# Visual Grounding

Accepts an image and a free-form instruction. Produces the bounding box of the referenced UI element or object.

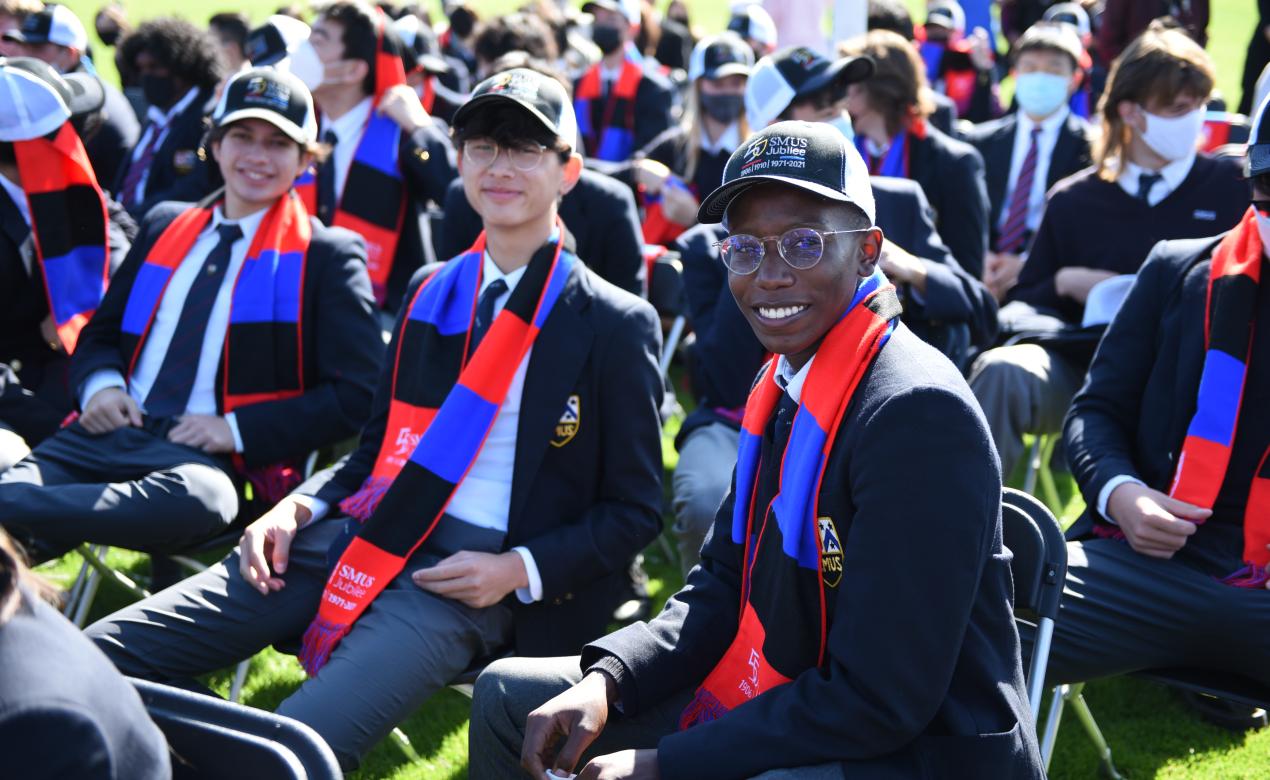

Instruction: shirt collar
[774,354,814,404]
[0,170,30,228]
[1021,105,1069,136]
[481,226,561,296]
[321,97,374,146]
[700,122,741,155]
[210,203,268,242]
[145,86,200,128]
[1118,151,1196,193]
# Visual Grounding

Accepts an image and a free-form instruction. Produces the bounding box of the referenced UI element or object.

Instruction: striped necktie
[996,126,1042,254]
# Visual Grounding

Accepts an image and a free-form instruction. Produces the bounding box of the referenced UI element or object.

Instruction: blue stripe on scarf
[354,112,403,178]
[408,250,482,333]
[854,133,907,178]
[42,246,105,323]
[732,430,763,544]
[410,383,500,482]
[230,249,305,324]
[295,168,315,188]
[574,96,595,139]
[596,127,635,163]
[773,413,829,570]
[1187,349,1245,446]
[919,41,944,84]
[121,263,175,335]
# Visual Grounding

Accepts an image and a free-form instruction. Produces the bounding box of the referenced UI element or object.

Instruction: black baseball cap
[1248,93,1270,178]
[3,4,89,50]
[688,32,754,82]
[454,68,578,151]
[394,14,450,76]
[698,120,876,224]
[746,47,875,128]
[211,68,317,145]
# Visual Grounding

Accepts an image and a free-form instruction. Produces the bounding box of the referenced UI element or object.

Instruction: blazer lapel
[986,118,1015,222]
[1047,115,1081,188]
[509,265,594,527]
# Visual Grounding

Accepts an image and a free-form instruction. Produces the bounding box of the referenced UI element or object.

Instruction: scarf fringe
[1218,563,1270,589]
[245,463,302,506]
[338,476,393,521]
[298,617,350,677]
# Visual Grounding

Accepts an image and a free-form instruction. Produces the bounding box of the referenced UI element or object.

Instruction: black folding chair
[130,677,342,780]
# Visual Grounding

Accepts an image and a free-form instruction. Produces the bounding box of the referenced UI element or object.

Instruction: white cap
[3,4,89,52]
[727,3,777,52]
[582,0,641,27]
[0,63,70,141]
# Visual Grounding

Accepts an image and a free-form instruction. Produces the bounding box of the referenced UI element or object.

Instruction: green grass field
[37,1,1270,777]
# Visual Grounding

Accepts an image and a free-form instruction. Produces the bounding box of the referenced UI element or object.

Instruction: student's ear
[559,152,583,197]
[857,227,883,277]
[344,58,370,86]
[1117,100,1145,133]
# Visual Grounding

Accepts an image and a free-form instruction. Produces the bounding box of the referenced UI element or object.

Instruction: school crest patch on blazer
[551,394,580,447]
[818,516,843,587]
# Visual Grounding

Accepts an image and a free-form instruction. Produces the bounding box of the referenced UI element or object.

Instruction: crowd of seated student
[0,0,1267,774]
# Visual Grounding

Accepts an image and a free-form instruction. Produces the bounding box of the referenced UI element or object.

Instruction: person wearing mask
[860,0,960,136]
[574,0,674,163]
[842,29,991,279]
[633,32,752,244]
[967,23,1093,301]
[969,22,1248,480]
[4,4,140,189]
[1042,2,1097,119]
[915,0,1000,123]
[114,17,224,219]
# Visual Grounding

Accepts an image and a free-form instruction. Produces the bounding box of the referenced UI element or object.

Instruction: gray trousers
[470,655,846,779]
[968,344,1085,478]
[0,419,238,559]
[670,422,738,577]
[87,513,513,770]
[1020,525,1270,687]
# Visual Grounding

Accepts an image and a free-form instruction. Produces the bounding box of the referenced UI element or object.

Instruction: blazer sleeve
[231,229,383,467]
[400,122,458,207]
[1063,243,1174,516]
[515,297,664,598]
[655,385,1003,779]
[937,143,990,280]
[576,172,645,295]
[634,76,675,152]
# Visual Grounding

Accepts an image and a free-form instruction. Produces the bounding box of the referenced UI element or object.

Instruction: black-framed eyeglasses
[713,227,872,274]
[462,138,551,172]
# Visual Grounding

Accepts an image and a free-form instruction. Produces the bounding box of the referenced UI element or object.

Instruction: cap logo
[789,48,818,69]
[488,70,539,101]
[244,76,290,112]
[740,133,807,173]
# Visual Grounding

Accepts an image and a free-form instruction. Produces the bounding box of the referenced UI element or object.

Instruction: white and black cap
[727,3,777,51]
[925,0,966,32]
[212,67,317,145]
[582,0,641,27]
[2,4,89,51]
[454,68,578,151]
[394,14,450,75]
[0,56,104,141]
[244,15,311,68]
[745,47,875,129]
[688,32,754,82]
[698,120,876,224]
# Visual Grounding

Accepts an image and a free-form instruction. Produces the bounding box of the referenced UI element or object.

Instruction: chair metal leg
[1023,436,1043,495]
[1027,618,1055,724]
[660,315,686,378]
[228,658,251,703]
[1068,684,1122,779]
[1039,684,1066,770]
[70,566,103,627]
[62,553,94,620]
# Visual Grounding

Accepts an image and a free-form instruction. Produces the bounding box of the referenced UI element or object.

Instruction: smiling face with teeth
[725,182,881,371]
[212,118,313,219]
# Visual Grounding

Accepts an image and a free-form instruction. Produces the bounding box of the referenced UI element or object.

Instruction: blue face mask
[826,110,855,142]
[1014,72,1070,119]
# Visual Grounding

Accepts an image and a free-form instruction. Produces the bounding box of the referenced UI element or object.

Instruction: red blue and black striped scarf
[299,225,577,675]
[1170,206,1270,587]
[14,123,109,353]
[120,191,311,500]
[853,118,925,179]
[574,50,643,162]
[679,269,902,728]
[296,9,408,306]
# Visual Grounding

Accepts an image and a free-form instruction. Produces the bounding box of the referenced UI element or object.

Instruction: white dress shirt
[0,170,30,228]
[295,250,547,602]
[774,354,814,404]
[80,206,269,452]
[999,107,1070,236]
[319,97,373,203]
[1116,152,1196,207]
[128,86,200,204]
[700,122,741,156]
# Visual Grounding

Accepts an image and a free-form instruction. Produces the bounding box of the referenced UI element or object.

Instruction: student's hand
[378,83,433,132]
[39,315,65,354]
[522,671,615,778]
[968,27,994,70]
[633,157,671,196]
[410,549,528,608]
[983,251,1024,301]
[81,387,142,434]
[1106,482,1209,559]
[1054,266,1116,304]
[661,184,699,227]
[879,242,928,295]
[578,749,660,780]
[237,497,311,594]
[167,414,235,453]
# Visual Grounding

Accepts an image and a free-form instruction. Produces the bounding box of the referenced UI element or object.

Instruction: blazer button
[414,148,430,162]
[564,592,574,601]
[552,597,563,606]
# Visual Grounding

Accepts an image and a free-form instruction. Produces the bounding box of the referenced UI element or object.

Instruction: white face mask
[825,110,855,142]
[1138,105,1206,162]
[286,40,326,92]
[1014,72,1070,119]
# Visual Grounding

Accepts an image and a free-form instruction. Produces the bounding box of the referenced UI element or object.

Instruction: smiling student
[87,68,664,772]
[0,67,381,562]
[470,121,1043,780]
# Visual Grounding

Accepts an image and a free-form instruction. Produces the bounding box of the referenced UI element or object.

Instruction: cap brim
[452,92,564,145]
[63,72,104,115]
[697,174,858,224]
[217,107,309,145]
[418,54,451,75]
[1246,144,1270,178]
[796,55,875,98]
[2,30,31,43]
[703,62,750,80]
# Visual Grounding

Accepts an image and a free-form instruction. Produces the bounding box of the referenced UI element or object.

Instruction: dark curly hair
[119,16,225,92]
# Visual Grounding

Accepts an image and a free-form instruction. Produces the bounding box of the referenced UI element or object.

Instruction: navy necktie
[144,223,243,418]
[1136,172,1163,204]
[317,129,338,224]
[468,278,508,358]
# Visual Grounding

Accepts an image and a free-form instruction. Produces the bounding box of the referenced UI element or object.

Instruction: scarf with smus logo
[679,268,901,729]
[299,225,576,675]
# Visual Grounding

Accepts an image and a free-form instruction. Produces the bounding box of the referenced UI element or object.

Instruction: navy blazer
[1064,235,1270,535]
[908,124,991,279]
[964,110,1093,249]
[113,87,218,219]
[586,326,1042,779]
[437,169,645,295]
[81,78,142,191]
[69,199,383,470]
[0,585,170,779]
[300,253,665,656]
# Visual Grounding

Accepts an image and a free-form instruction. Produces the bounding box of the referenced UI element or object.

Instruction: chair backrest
[1001,488,1067,622]
[130,678,342,780]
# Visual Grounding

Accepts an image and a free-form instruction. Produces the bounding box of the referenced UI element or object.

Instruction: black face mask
[449,9,475,39]
[141,74,176,108]
[97,27,121,47]
[699,93,744,124]
[592,24,623,55]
